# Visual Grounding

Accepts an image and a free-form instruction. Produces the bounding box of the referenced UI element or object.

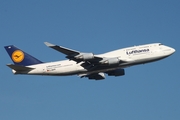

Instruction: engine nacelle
[107,69,125,76]
[75,53,94,61]
[100,57,120,66]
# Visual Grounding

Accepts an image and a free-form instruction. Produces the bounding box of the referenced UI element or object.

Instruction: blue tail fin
[4,45,43,66]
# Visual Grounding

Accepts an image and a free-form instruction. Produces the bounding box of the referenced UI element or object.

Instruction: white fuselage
[13,43,175,76]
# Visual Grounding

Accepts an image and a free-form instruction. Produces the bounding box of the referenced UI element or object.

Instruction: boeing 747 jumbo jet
[4,42,175,80]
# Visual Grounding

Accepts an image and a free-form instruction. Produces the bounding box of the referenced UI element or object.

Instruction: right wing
[78,72,105,80]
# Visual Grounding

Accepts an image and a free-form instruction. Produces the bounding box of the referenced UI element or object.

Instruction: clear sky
[0,0,180,120]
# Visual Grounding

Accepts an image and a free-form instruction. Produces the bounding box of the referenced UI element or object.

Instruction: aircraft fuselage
[13,43,175,76]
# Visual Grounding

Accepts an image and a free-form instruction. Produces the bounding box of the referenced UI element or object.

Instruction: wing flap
[7,64,34,71]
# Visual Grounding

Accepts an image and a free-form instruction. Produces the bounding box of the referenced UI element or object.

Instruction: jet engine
[100,57,120,66]
[107,69,125,76]
[74,53,94,61]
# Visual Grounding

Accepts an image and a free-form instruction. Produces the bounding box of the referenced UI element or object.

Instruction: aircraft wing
[44,42,103,63]
[78,72,105,80]
[44,42,80,56]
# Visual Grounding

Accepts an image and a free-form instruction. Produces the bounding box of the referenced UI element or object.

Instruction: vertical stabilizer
[4,45,43,66]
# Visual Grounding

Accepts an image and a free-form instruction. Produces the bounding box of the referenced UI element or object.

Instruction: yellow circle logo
[12,50,24,63]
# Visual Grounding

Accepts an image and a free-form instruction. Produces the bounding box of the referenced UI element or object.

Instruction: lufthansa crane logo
[12,50,24,63]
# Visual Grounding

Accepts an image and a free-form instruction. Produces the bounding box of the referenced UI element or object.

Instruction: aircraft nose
[164,46,175,56]
[172,48,176,53]
[169,47,176,55]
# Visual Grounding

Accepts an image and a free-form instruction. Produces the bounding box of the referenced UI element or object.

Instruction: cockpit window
[159,43,163,46]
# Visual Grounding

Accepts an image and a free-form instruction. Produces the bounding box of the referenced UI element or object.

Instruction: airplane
[4,42,175,80]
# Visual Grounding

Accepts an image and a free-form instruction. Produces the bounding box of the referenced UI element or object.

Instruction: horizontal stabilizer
[7,64,34,71]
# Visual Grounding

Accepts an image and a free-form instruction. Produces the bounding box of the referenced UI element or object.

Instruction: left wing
[44,42,80,56]
[44,42,103,63]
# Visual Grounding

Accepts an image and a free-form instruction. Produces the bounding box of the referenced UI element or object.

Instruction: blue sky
[0,0,180,120]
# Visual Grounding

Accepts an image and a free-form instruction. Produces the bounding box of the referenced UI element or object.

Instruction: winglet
[44,42,55,47]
